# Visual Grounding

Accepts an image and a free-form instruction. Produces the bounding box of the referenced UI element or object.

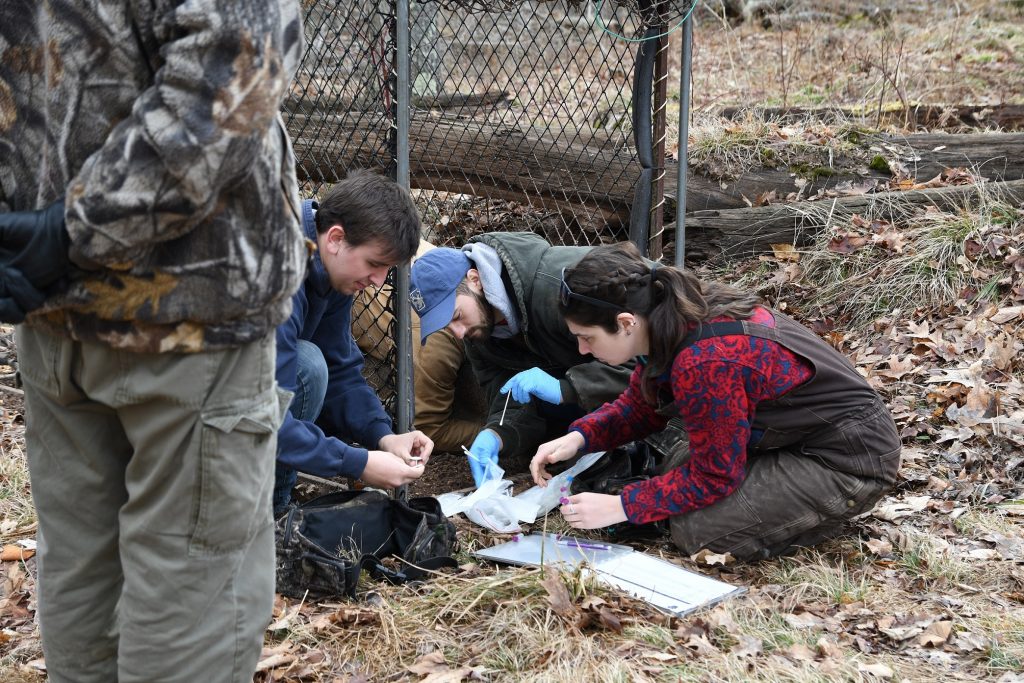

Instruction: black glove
[0,265,45,323]
[0,199,71,289]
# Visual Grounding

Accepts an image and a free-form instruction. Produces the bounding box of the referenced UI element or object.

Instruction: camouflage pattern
[0,0,307,352]
[275,490,458,599]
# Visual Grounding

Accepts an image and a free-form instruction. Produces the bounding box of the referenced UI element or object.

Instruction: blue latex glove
[466,429,501,487]
[500,367,562,405]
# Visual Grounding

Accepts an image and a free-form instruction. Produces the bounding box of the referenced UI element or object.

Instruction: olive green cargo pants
[17,326,288,683]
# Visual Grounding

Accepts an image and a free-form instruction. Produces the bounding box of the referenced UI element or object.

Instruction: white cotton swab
[499,390,511,426]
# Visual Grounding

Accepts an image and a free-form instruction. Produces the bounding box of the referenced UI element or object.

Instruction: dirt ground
[2,2,1023,681]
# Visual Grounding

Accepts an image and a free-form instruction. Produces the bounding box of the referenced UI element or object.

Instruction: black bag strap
[675,321,747,355]
[360,553,459,585]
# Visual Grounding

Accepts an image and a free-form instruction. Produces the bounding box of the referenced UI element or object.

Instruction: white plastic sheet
[437,451,606,533]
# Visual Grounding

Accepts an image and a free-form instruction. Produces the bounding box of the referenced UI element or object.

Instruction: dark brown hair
[315,169,420,262]
[560,241,761,402]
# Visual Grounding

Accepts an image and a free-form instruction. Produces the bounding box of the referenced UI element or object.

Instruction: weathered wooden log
[287,112,857,224]
[693,132,1024,211]
[675,179,1024,261]
[287,110,1024,230]
[720,104,1024,131]
[870,132,1024,182]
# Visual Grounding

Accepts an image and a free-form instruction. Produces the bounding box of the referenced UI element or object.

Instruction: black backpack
[569,441,661,497]
[275,489,458,599]
[569,441,671,542]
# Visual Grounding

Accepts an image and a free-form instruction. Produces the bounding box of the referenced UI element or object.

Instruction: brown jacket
[351,241,485,451]
[412,329,485,452]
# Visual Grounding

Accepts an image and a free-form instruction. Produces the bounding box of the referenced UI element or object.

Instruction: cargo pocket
[189,386,285,556]
[15,326,65,395]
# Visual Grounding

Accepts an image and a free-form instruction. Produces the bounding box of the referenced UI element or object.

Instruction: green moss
[869,155,890,173]
[965,52,997,64]
[790,162,835,179]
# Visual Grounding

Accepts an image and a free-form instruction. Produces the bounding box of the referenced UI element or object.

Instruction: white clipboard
[474,533,744,617]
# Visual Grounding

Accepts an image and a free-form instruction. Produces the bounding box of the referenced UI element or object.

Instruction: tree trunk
[674,179,1024,261]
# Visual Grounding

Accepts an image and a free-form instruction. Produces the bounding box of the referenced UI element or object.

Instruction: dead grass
[726,182,1024,327]
[687,1,1024,117]
[685,111,868,180]
[3,3,1024,682]
[0,396,34,542]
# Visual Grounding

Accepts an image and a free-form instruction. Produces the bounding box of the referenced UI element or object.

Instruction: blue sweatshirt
[275,200,393,478]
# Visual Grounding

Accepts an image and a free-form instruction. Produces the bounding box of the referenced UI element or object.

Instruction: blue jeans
[273,340,329,516]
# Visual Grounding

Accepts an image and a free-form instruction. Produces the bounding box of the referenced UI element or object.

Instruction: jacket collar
[302,199,332,297]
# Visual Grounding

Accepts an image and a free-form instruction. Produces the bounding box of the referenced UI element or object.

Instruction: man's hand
[530,431,585,486]
[500,367,562,405]
[559,492,628,529]
[360,450,426,488]
[0,200,71,288]
[0,266,45,323]
[466,429,501,487]
[379,431,434,465]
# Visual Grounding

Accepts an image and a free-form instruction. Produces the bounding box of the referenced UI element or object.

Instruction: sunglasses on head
[559,267,628,311]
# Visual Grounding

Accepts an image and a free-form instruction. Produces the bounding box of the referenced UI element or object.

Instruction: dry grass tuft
[686,111,866,180]
[780,184,1022,325]
[0,411,35,541]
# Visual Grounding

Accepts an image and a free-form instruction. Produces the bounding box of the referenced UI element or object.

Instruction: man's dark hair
[314,169,420,262]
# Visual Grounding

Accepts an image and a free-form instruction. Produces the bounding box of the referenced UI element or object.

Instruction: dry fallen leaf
[872,496,931,521]
[770,243,801,262]
[598,607,623,633]
[864,538,893,556]
[0,545,35,562]
[782,643,816,661]
[540,574,576,618]
[828,233,869,254]
[690,549,735,566]
[255,653,296,673]
[422,667,480,683]
[989,306,1023,324]
[858,662,894,679]
[731,635,763,658]
[408,651,449,676]
[918,620,953,647]
[784,612,825,630]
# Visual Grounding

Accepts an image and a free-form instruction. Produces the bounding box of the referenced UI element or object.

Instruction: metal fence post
[674,11,692,269]
[395,0,414,436]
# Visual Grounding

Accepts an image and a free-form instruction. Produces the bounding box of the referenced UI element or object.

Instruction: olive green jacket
[466,232,635,459]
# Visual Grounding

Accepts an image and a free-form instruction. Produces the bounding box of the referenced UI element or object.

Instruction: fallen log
[870,132,1024,182]
[288,111,865,224]
[287,110,1024,232]
[720,104,1024,131]
[675,179,1024,261]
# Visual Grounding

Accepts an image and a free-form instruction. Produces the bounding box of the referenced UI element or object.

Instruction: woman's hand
[530,431,585,486]
[559,492,628,529]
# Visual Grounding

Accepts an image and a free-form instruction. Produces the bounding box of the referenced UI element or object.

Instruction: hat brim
[417,289,458,345]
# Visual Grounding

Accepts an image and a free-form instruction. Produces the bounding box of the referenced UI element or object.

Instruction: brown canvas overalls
[661,312,901,559]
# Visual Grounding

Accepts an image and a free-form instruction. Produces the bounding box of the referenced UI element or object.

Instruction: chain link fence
[284,0,692,414]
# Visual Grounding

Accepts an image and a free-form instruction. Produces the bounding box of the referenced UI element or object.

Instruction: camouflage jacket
[0,0,307,352]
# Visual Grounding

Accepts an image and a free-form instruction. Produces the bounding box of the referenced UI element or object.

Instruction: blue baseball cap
[409,247,472,344]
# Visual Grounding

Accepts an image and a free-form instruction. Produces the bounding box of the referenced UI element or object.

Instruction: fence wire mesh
[284,0,693,416]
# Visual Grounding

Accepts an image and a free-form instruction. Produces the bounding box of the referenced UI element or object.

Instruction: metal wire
[284,0,674,417]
